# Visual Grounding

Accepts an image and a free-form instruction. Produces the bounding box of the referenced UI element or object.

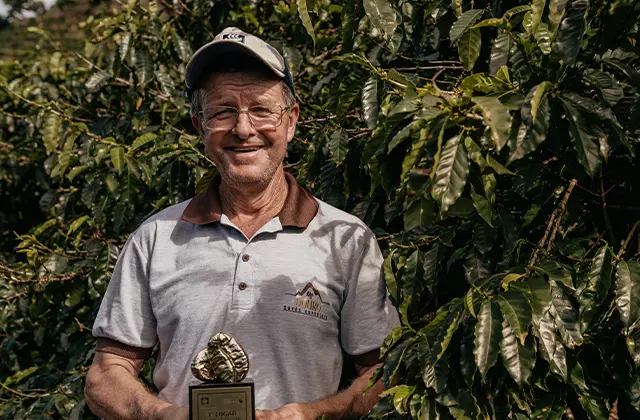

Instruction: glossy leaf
[297,0,316,42]
[535,23,552,54]
[578,247,612,330]
[560,97,602,177]
[577,392,609,420]
[431,135,469,214]
[474,299,502,379]
[549,283,583,348]
[471,96,511,151]
[422,243,441,295]
[449,9,485,42]
[500,323,536,385]
[530,0,546,33]
[400,128,428,181]
[337,73,365,119]
[509,83,551,163]
[328,128,349,164]
[363,0,398,40]
[42,113,62,154]
[86,71,111,92]
[119,32,132,62]
[510,276,551,326]
[362,77,379,130]
[497,291,533,345]
[458,28,482,71]
[110,146,126,175]
[383,250,398,303]
[615,261,640,330]
[555,0,587,64]
[548,0,569,35]
[583,70,624,106]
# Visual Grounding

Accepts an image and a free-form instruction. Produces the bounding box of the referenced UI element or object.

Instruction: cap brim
[185,40,285,89]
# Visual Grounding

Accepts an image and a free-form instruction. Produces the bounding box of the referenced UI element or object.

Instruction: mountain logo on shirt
[283,281,329,321]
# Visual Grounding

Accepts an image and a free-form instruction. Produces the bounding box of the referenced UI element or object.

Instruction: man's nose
[232,112,256,139]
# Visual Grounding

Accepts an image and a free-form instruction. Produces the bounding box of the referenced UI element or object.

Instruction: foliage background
[1,0,639,418]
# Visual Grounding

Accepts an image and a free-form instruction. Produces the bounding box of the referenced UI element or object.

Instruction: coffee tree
[1,0,639,418]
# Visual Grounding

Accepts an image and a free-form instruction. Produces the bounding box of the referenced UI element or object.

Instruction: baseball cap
[185,27,296,97]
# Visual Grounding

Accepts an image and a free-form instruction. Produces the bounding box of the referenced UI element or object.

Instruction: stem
[600,167,616,245]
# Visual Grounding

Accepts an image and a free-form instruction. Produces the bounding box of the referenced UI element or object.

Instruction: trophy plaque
[189,333,255,420]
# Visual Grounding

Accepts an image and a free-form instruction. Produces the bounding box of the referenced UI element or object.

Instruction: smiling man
[84,27,399,420]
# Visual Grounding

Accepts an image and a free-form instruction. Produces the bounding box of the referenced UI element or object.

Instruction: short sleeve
[92,233,157,351]
[340,230,400,356]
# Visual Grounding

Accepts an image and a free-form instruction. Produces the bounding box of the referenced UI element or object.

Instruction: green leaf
[422,243,441,294]
[505,5,532,17]
[560,97,601,177]
[473,218,496,255]
[460,322,477,387]
[535,23,552,54]
[328,129,349,165]
[129,133,158,153]
[362,77,379,130]
[578,246,612,330]
[2,366,39,387]
[496,291,533,345]
[549,283,583,348]
[119,32,133,62]
[474,299,502,379]
[490,32,513,76]
[136,50,154,86]
[172,35,192,62]
[530,0,546,33]
[400,129,428,182]
[431,135,469,214]
[555,0,587,65]
[67,215,91,236]
[110,147,126,175]
[548,0,569,35]
[615,261,640,330]
[471,189,492,226]
[500,324,536,385]
[472,18,507,29]
[363,0,398,41]
[420,339,448,392]
[471,96,511,152]
[508,83,551,163]
[86,71,111,92]
[463,247,490,284]
[458,28,482,71]
[388,120,417,153]
[577,392,609,420]
[486,155,515,175]
[42,113,62,154]
[384,250,398,303]
[67,165,88,182]
[297,0,316,42]
[155,70,175,95]
[449,9,485,42]
[337,73,365,119]
[510,276,551,326]
[583,70,623,106]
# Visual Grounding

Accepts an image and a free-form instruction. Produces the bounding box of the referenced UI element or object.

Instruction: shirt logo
[283,282,329,321]
[222,33,246,43]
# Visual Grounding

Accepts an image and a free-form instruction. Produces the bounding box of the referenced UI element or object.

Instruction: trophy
[189,333,255,420]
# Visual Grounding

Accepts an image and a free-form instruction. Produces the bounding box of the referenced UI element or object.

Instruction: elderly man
[84,27,398,420]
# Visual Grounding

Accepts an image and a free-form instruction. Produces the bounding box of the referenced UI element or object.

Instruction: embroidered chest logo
[222,33,246,43]
[283,282,329,321]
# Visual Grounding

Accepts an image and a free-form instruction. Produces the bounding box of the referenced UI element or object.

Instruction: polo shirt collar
[181,172,319,228]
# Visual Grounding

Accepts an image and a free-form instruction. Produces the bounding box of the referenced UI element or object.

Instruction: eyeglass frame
[197,104,292,132]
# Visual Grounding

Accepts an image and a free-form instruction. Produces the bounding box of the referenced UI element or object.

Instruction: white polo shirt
[92,173,399,409]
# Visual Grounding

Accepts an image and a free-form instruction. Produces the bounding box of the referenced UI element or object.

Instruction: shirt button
[238,282,248,291]
[242,254,250,262]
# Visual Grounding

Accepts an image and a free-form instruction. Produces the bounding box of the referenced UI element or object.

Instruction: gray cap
[185,27,293,92]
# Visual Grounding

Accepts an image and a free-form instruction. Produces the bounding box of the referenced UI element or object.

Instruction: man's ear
[286,103,300,144]
[191,115,203,136]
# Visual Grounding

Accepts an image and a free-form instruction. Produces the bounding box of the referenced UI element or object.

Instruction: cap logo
[222,33,246,43]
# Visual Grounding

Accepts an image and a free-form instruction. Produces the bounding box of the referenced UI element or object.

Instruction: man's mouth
[226,146,263,153]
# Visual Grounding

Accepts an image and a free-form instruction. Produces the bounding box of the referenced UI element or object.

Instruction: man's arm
[255,351,387,420]
[84,351,188,420]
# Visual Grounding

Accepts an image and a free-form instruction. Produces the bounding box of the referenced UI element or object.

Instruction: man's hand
[255,403,318,420]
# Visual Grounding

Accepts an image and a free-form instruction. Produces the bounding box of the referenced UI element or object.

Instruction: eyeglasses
[199,105,291,131]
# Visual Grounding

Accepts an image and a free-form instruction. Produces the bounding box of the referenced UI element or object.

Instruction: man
[84,27,399,420]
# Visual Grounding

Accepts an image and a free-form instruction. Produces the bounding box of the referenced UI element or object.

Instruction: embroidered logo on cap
[222,33,246,43]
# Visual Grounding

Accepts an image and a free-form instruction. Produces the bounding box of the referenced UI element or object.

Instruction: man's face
[192,72,299,187]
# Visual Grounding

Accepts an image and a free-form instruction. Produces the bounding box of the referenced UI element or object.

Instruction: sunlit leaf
[560,96,602,177]
[490,32,513,75]
[535,23,552,54]
[363,0,398,41]
[474,299,502,379]
[42,113,62,154]
[458,28,482,71]
[497,291,533,345]
[328,128,349,165]
[471,96,511,151]
[431,135,469,214]
[549,283,583,348]
[449,9,484,42]
[362,77,379,130]
[110,146,126,175]
[297,0,316,42]
[500,324,536,386]
[615,261,640,331]
[508,83,551,163]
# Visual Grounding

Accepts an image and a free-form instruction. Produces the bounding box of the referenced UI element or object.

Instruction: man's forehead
[200,72,285,102]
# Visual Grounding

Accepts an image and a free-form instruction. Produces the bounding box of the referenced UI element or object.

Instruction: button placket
[232,245,254,310]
